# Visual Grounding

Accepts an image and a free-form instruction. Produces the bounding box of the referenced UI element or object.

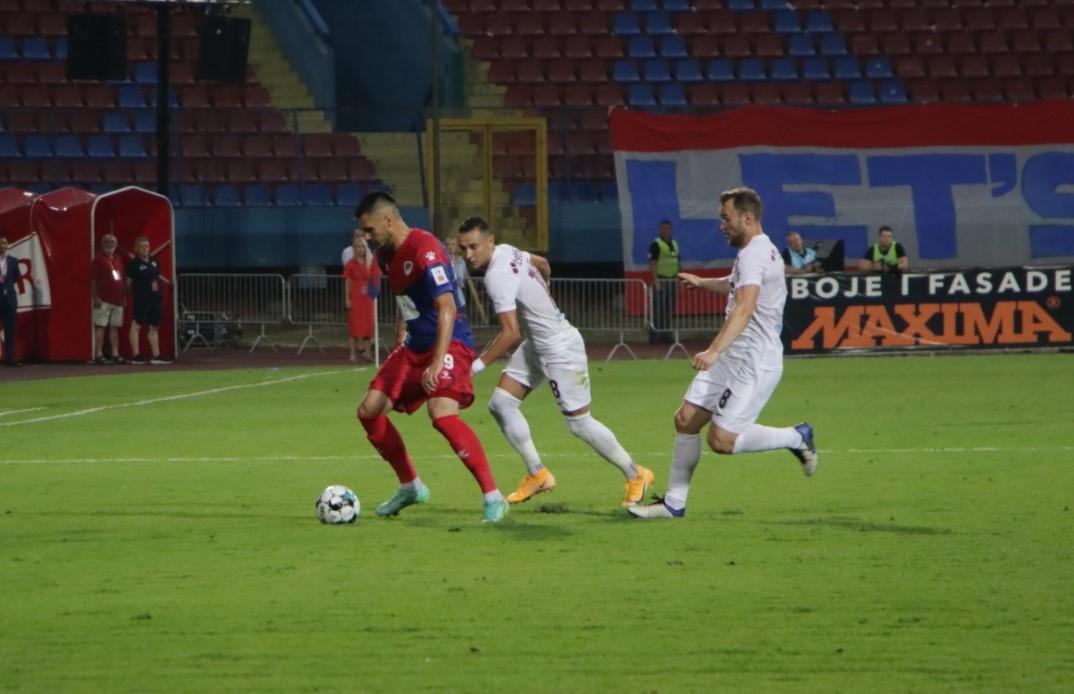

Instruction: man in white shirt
[457,217,655,507]
[629,187,818,519]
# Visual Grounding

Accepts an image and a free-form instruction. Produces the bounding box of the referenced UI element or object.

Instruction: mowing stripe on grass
[1,445,1072,465]
[0,370,350,428]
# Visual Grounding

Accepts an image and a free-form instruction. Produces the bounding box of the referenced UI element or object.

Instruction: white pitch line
[1,446,1073,465]
[0,407,46,418]
[0,370,349,428]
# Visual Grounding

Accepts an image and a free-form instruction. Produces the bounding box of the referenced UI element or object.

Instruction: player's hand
[692,349,719,371]
[678,272,703,289]
[422,358,444,393]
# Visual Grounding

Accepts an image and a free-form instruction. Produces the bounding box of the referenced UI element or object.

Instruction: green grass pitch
[2,353,1073,692]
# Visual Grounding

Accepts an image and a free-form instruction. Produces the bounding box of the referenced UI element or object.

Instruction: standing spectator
[860,225,908,274]
[126,236,171,365]
[91,233,127,364]
[0,235,20,366]
[443,236,468,309]
[648,219,680,344]
[782,231,822,274]
[343,235,381,362]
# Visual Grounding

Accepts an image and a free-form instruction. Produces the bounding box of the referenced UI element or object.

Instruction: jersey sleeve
[415,237,455,300]
[484,262,521,314]
[735,246,766,288]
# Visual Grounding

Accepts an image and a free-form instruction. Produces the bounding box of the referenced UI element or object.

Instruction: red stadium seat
[833,11,865,34]
[532,36,561,59]
[1002,78,1034,102]
[224,158,256,183]
[593,36,623,58]
[940,80,973,103]
[706,11,736,34]
[255,111,288,133]
[547,59,576,82]
[971,78,1004,102]
[256,158,293,183]
[907,79,941,103]
[687,83,720,105]
[926,56,958,79]
[499,37,528,59]
[911,32,944,55]
[1044,31,1074,54]
[945,32,976,55]
[171,13,198,38]
[331,134,361,157]
[964,9,996,31]
[504,84,533,108]
[932,9,963,32]
[1023,54,1054,77]
[563,35,594,58]
[5,111,44,133]
[7,160,43,183]
[513,12,545,36]
[690,36,720,58]
[180,135,211,158]
[178,85,210,108]
[170,62,195,84]
[719,84,750,107]
[102,160,135,184]
[814,81,845,104]
[750,83,782,105]
[532,84,562,107]
[271,133,299,158]
[488,61,516,84]
[577,59,607,82]
[242,135,273,157]
[472,37,498,61]
[515,60,544,83]
[37,13,67,37]
[52,85,83,108]
[881,33,912,56]
[958,55,990,78]
[780,82,814,105]
[210,86,244,109]
[997,8,1029,30]
[578,108,606,130]
[63,110,98,133]
[577,10,609,33]
[850,34,881,57]
[300,133,334,158]
[349,158,377,181]
[1038,77,1071,100]
[977,31,1009,54]
[211,136,242,157]
[315,159,348,182]
[674,12,706,35]
[895,56,926,79]
[991,54,1022,78]
[20,86,51,108]
[68,160,104,184]
[868,10,898,33]
[593,83,624,106]
[754,35,783,58]
[738,11,770,35]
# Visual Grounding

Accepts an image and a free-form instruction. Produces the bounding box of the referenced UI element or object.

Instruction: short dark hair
[719,187,763,221]
[879,225,894,234]
[659,219,672,227]
[354,191,398,221]
[458,216,490,235]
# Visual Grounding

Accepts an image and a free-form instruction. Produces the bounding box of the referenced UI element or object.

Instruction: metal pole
[155,5,171,197]
[430,0,441,237]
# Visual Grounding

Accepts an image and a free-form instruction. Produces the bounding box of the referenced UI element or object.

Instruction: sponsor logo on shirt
[431,266,449,286]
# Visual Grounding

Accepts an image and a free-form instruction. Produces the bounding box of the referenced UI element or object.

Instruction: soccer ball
[315,485,360,524]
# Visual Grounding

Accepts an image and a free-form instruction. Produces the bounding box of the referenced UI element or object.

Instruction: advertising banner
[611,102,1074,276]
[784,267,1074,354]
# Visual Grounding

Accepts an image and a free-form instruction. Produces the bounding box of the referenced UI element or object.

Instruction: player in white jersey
[629,187,818,519]
[456,217,655,506]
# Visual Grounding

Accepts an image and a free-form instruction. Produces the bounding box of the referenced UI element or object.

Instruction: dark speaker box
[196,15,251,82]
[66,14,127,81]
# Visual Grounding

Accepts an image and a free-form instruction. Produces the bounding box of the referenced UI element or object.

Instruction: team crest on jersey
[425,251,437,262]
[431,265,449,286]
[403,261,413,276]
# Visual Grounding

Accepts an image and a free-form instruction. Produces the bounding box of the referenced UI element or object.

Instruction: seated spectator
[782,231,822,274]
[859,225,908,274]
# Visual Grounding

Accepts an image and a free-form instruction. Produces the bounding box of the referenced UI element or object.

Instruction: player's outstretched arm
[679,272,730,296]
[473,309,522,374]
[692,284,759,371]
[422,292,457,393]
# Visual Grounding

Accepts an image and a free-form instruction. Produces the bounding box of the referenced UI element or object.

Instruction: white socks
[488,388,544,474]
[565,412,638,478]
[731,424,802,454]
[664,433,701,510]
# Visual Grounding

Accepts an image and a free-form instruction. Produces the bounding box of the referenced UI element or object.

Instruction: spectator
[0,235,20,366]
[782,231,822,274]
[648,219,680,344]
[343,235,381,362]
[91,234,127,364]
[443,236,468,309]
[859,225,908,274]
[126,236,171,365]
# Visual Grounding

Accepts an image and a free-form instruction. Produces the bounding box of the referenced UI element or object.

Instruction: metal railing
[653,278,727,360]
[176,273,286,353]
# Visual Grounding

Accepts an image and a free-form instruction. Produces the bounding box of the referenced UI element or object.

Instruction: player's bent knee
[488,388,521,420]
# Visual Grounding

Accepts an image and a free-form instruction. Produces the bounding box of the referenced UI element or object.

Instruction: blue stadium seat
[88,183,113,195]
[302,183,334,206]
[86,135,116,158]
[0,39,17,60]
[772,10,801,34]
[865,57,894,80]
[133,110,156,133]
[118,85,147,109]
[631,0,657,10]
[243,185,272,206]
[512,182,537,207]
[612,60,641,82]
[658,83,687,106]
[23,135,52,157]
[102,112,132,134]
[212,185,242,207]
[833,56,861,79]
[147,88,179,108]
[54,135,84,158]
[118,135,148,158]
[335,184,363,206]
[878,81,908,105]
[21,38,51,60]
[805,11,835,34]
[788,35,814,57]
[761,0,791,8]
[0,134,20,157]
[180,185,207,207]
[727,0,755,9]
[848,81,877,105]
[802,57,831,80]
[769,57,798,81]
[274,184,302,207]
[53,38,67,60]
[705,59,735,82]
[612,13,641,36]
[819,34,848,57]
[628,36,656,58]
[737,58,767,81]
[595,180,618,202]
[133,62,158,84]
[674,59,704,83]
[644,12,674,35]
[662,0,690,10]
[628,84,656,107]
[642,59,672,82]
[659,35,687,58]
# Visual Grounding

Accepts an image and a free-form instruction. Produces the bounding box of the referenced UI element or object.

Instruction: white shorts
[502,328,591,413]
[93,302,124,328]
[683,358,782,434]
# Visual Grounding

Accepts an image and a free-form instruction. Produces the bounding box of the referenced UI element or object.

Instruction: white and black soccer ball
[315,485,360,524]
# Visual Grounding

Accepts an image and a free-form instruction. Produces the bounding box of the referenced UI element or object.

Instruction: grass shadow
[770,516,952,536]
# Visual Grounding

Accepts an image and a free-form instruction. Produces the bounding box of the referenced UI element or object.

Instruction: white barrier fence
[177,273,717,360]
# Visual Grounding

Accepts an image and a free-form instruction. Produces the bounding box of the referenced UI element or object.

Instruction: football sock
[402,477,423,492]
[665,433,702,510]
[432,415,499,494]
[483,490,505,503]
[731,424,803,454]
[565,412,638,478]
[488,387,544,475]
[359,414,417,484]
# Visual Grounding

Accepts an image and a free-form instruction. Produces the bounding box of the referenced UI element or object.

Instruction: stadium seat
[212,136,242,157]
[738,58,767,81]
[787,35,814,57]
[805,11,834,33]
[0,39,18,61]
[814,81,845,104]
[593,83,624,106]
[133,62,158,84]
[772,10,801,34]
[833,56,861,79]
[63,111,99,134]
[819,34,848,56]
[102,112,131,134]
[642,59,671,82]
[674,59,703,83]
[612,60,640,82]
[674,12,706,35]
[927,56,958,79]
[271,134,299,158]
[315,159,348,182]
[877,80,909,104]
[644,12,673,35]
[21,38,51,60]
[118,85,147,109]
[781,82,814,104]
[243,184,272,206]
[85,135,116,158]
[612,12,640,35]
[118,135,148,158]
[705,59,735,82]
[659,35,687,58]
[971,78,1004,102]
[23,134,52,157]
[302,183,334,206]
[802,57,831,80]
[687,83,720,105]
[53,134,83,158]
[865,57,894,80]
[212,185,242,207]
[770,58,798,81]
[628,36,655,58]
[959,56,990,79]
[547,60,576,82]
[719,84,750,106]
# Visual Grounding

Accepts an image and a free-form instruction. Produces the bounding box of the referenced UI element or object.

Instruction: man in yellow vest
[648,219,680,344]
[859,225,908,274]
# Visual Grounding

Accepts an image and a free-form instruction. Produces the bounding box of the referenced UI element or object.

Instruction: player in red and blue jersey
[354,192,508,523]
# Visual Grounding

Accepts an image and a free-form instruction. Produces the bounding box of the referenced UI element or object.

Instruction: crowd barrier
[176,273,286,353]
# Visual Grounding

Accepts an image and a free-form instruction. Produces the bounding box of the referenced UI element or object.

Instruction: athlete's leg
[488,374,542,474]
[427,396,501,498]
[358,388,419,485]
